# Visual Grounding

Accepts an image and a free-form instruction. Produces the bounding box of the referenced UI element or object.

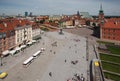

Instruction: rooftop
[103,20,120,29]
[0,18,32,32]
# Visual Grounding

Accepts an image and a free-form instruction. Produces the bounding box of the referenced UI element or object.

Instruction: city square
[1,31,87,81]
[0,0,120,81]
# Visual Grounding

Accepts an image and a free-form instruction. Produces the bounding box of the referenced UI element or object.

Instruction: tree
[92,22,96,27]
[40,19,45,24]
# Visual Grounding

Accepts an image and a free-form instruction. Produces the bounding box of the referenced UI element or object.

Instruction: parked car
[0,72,8,79]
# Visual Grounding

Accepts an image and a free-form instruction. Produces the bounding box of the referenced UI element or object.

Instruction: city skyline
[0,0,120,16]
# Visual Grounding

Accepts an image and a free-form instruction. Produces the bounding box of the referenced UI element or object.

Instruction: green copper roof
[99,4,104,14]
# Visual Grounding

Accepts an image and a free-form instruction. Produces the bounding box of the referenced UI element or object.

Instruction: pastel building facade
[0,18,32,56]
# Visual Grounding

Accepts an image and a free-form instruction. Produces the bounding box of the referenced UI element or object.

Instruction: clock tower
[99,4,104,24]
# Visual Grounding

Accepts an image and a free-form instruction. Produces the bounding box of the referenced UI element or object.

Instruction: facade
[99,5,120,42]
[61,18,73,27]
[100,20,120,42]
[32,23,41,40]
[0,32,10,56]
[0,19,16,56]
[79,18,86,26]
[49,15,61,21]
[60,14,91,27]
[0,18,32,56]
[15,25,32,46]
[14,19,32,45]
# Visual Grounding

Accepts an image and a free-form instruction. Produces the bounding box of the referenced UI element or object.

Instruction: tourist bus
[23,56,34,67]
[33,50,42,58]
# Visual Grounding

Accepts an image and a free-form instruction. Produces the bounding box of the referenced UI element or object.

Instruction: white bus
[23,56,34,67]
[33,50,42,58]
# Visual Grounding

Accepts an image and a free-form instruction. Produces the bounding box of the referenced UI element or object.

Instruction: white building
[32,24,41,40]
[15,25,32,45]
[49,15,61,21]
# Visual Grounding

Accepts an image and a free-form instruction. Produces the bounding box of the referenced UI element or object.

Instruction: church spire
[100,4,102,11]
[99,4,104,14]
[98,4,104,25]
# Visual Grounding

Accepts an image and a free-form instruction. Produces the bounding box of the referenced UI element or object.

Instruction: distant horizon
[0,0,120,16]
[1,12,120,17]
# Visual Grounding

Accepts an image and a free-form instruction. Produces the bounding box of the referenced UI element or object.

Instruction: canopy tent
[33,35,41,40]
[20,45,26,49]
[2,50,9,56]
[9,50,16,55]
[15,47,21,51]
[27,42,32,45]
[32,40,37,43]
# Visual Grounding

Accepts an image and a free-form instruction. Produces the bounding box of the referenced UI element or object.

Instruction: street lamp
[0,55,3,66]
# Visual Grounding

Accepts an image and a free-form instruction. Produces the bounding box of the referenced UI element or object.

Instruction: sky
[0,0,120,16]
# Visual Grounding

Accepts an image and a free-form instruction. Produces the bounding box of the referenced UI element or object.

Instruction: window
[3,33,6,37]
[108,32,110,36]
[104,36,106,38]
[104,32,106,36]
[113,29,115,32]
[0,34,2,39]
[0,41,2,46]
[10,31,14,36]
[3,37,6,40]
[21,37,22,41]
[104,29,105,31]
[4,41,6,45]
[17,34,19,37]
[108,36,110,39]
[17,38,19,42]
[113,37,115,39]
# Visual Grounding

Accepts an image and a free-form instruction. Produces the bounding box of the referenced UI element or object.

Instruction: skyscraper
[25,12,28,17]
[29,12,32,17]
[77,11,80,16]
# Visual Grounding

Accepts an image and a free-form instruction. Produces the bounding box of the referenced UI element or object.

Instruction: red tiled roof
[103,21,120,29]
[60,17,71,22]
[0,18,32,33]
[32,22,40,30]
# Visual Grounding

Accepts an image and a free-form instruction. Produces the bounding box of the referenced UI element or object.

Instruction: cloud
[0,0,120,15]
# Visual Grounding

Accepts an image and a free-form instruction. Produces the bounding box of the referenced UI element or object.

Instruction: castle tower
[98,4,104,24]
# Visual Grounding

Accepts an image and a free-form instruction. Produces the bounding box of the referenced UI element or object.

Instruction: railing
[93,45,105,81]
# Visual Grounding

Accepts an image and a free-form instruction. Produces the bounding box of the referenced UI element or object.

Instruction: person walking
[65,59,67,62]
[49,72,52,77]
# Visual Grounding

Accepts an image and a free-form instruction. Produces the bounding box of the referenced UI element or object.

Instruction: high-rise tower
[25,12,28,17]
[77,11,80,16]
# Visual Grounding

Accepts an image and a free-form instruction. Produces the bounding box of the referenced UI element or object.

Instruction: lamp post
[0,55,3,66]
